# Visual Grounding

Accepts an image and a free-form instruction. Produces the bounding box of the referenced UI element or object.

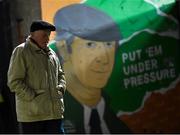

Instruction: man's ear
[56,40,70,62]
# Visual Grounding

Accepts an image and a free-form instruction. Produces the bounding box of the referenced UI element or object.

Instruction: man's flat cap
[30,20,56,32]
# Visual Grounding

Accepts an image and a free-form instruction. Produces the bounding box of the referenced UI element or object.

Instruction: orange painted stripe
[41,0,81,40]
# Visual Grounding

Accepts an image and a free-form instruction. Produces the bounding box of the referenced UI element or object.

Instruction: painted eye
[104,42,114,48]
[86,42,96,48]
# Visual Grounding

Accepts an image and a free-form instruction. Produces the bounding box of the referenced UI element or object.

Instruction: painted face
[32,30,51,49]
[70,37,116,88]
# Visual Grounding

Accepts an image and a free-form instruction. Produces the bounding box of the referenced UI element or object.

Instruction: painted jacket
[7,37,66,122]
[63,91,131,134]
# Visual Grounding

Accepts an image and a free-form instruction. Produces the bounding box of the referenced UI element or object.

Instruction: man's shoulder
[16,42,25,48]
[13,42,26,53]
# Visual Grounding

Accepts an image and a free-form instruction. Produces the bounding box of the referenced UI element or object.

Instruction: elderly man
[7,20,66,134]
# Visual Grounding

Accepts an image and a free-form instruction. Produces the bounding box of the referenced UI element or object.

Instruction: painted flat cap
[54,4,121,41]
[30,20,56,32]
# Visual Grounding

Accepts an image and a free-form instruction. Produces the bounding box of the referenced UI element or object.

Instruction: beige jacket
[7,37,66,122]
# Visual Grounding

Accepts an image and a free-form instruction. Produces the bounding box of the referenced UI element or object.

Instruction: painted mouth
[91,69,109,74]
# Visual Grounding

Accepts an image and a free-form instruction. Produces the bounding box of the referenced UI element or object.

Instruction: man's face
[32,30,51,49]
[70,37,116,88]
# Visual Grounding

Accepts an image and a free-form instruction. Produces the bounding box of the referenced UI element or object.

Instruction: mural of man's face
[70,37,116,88]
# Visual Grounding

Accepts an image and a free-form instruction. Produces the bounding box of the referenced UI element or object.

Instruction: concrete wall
[8,0,41,46]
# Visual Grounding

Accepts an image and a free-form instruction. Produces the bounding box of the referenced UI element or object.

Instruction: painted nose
[95,45,109,65]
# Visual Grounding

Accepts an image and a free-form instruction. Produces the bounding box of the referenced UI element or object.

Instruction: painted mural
[41,0,180,133]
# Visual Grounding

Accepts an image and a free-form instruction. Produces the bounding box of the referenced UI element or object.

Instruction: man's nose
[46,36,50,42]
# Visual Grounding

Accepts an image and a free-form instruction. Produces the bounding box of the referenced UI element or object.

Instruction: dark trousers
[19,119,64,134]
